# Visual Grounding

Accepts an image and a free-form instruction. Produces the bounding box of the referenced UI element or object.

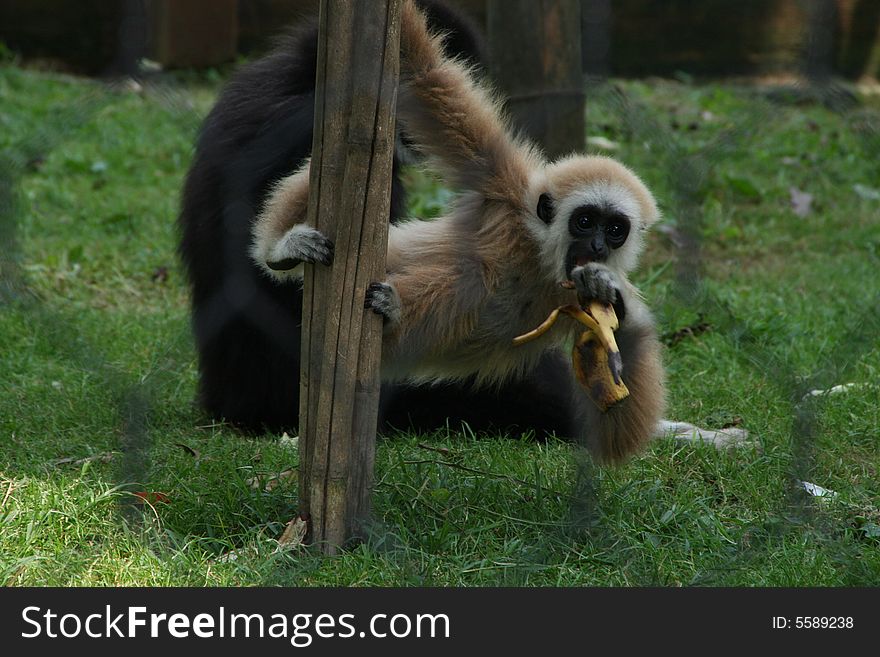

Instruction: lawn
[1,61,878,586]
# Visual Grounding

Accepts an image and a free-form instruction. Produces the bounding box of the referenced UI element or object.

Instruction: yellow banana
[512,300,629,411]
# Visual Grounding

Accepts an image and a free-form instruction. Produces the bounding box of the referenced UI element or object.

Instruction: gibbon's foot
[266,225,334,271]
[364,282,401,325]
[571,263,626,320]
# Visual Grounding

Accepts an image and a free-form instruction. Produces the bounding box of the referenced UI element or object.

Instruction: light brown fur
[541,156,659,222]
[251,0,667,463]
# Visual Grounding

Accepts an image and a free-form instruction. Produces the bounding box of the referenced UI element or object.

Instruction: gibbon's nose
[590,236,608,260]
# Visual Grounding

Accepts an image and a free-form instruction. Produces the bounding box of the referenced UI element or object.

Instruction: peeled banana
[512,300,629,411]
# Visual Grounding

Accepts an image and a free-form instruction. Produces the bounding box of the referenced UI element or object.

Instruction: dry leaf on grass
[586,135,620,151]
[215,547,254,563]
[278,432,299,449]
[276,515,308,552]
[789,186,813,217]
[246,468,298,492]
[804,382,869,398]
[175,442,200,459]
[132,491,170,505]
[798,480,837,499]
[853,184,880,201]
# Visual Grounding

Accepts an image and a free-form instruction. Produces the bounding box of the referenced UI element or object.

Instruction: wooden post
[487,0,585,158]
[299,0,401,554]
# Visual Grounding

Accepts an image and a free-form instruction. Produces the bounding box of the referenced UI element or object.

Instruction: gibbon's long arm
[253,2,532,274]
[249,162,321,277]
[398,0,540,207]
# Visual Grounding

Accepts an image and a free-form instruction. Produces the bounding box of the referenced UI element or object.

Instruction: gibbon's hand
[265,225,334,271]
[364,282,402,326]
[571,263,626,321]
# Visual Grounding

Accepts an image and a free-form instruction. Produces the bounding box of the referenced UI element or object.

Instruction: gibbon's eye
[605,217,631,248]
[574,214,593,232]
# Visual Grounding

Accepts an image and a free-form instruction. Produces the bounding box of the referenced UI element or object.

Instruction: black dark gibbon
[178,0,581,439]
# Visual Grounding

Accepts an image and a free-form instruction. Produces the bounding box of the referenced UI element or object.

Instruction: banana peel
[513,300,629,411]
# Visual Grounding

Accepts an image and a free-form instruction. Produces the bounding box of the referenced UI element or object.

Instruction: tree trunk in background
[151,0,238,69]
[487,0,585,159]
[581,0,611,79]
[299,0,401,554]
[804,0,837,83]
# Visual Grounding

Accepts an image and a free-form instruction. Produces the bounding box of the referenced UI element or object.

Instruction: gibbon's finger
[262,224,335,271]
[364,282,402,325]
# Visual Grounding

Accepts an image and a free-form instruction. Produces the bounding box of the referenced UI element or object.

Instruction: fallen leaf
[246,468,298,492]
[853,184,880,201]
[133,491,170,505]
[151,266,169,283]
[586,136,620,151]
[278,432,299,449]
[139,59,163,73]
[798,480,837,499]
[662,317,712,346]
[805,382,867,398]
[175,442,199,459]
[789,186,813,217]
[656,223,688,248]
[418,442,451,456]
[122,78,143,94]
[277,515,309,551]
[215,547,252,563]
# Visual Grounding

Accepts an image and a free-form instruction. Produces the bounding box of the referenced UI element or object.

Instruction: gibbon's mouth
[560,256,594,289]
[562,253,597,284]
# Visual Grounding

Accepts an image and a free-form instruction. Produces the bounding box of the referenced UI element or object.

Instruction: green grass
[1,64,878,586]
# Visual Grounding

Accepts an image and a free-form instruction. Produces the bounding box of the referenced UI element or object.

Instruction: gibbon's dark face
[535,191,633,279]
[563,204,631,277]
[534,157,658,281]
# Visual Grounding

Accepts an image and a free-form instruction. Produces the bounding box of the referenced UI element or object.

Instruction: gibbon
[250,0,667,463]
[177,0,542,433]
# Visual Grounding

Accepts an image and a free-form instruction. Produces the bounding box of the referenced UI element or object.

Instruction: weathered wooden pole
[299,0,402,554]
[487,0,585,158]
